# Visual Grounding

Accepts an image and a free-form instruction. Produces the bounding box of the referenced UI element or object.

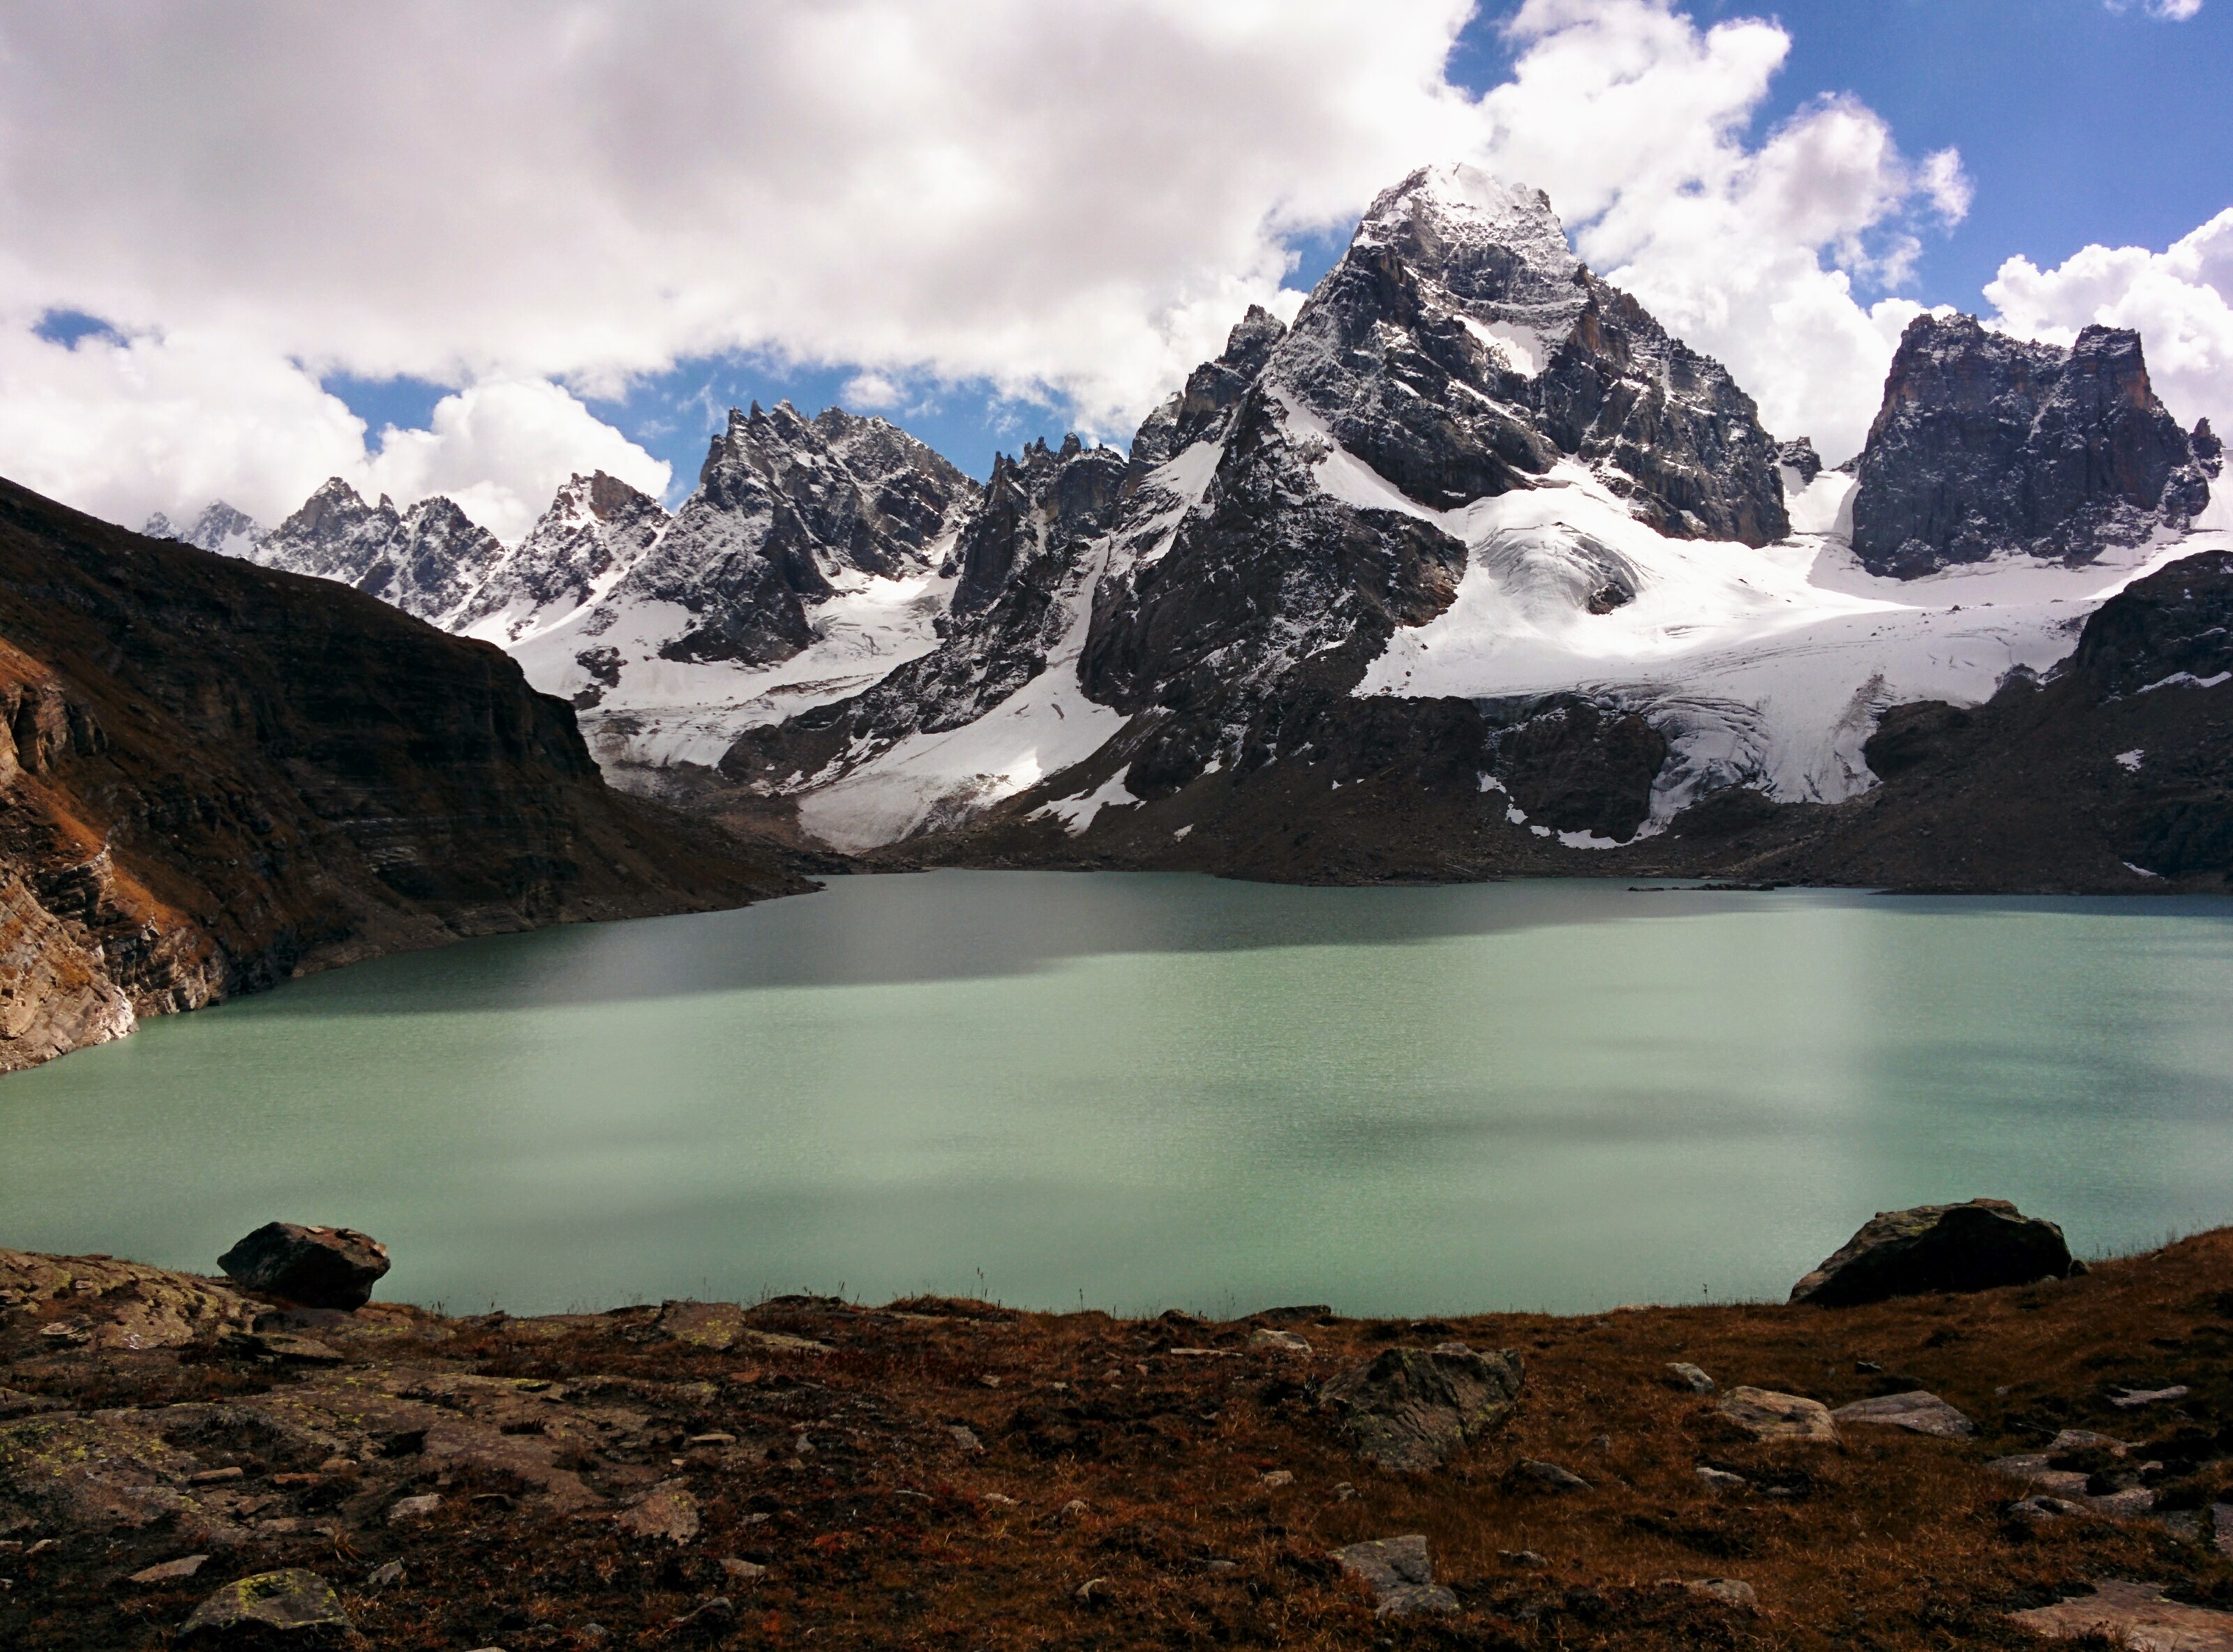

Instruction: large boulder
[1319,1342,1523,1470]
[217,1224,390,1310]
[1790,1199,2080,1307]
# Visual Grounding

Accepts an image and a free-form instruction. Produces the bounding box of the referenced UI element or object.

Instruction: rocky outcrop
[1851,315,2216,576]
[0,474,802,1072]
[144,501,267,557]
[1317,1343,1524,1469]
[451,471,669,643]
[217,1224,391,1310]
[251,479,507,626]
[1790,1199,2082,1306]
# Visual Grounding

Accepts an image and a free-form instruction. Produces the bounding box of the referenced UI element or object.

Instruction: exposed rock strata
[0,476,802,1072]
[1851,315,2216,576]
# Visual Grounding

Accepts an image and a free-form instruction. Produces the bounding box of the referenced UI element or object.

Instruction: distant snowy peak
[143,500,269,558]
[1273,164,1790,546]
[257,477,505,626]
[454,471,667,643]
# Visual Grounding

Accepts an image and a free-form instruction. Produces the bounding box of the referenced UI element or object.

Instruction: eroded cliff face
[0,477,804,1073]
[1851,315,2216,576]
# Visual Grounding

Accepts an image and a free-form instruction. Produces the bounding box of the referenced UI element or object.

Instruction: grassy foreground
[8,1231,2233,1649]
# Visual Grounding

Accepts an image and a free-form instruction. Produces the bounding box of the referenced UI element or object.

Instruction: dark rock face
[255,480,506,625]
[1851,315,2213,576]
[608,402,976,668]
[1777,438,1823,486]
[1481,695,1669,841]
[218,1224,391,1309]
[1318,1343,1524,1469]
[1790,1199,2081,1307]
[0,476,800,1072]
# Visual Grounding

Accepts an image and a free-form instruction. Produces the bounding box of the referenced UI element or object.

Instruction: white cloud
[0,327,666,541]
[1985,207,2233,435]
[0,0,1977,511]
[2106,0,2204,20]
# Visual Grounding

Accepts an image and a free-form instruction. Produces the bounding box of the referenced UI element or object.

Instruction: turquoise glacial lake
[4,873,2232,1318]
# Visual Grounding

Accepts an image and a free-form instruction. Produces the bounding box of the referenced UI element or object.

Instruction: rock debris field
[10,1214,2233,1649]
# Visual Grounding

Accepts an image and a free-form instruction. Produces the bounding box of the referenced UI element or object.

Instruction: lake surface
[5,873,2232,1318]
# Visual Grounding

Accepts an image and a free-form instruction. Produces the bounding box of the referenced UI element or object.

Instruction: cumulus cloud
[1986,208,2233,435]
[0,327,666,541]
[0,0,1971,516]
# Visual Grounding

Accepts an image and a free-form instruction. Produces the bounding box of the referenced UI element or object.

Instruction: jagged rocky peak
[1272,163,1789,545]
[142,500,267,556]
[1777,438,1824,487]
[953,433,1127,613]
[260,478,505,626]
[453,472,668,641]
[1133,306,1291,467]
[1851,314,2216,576]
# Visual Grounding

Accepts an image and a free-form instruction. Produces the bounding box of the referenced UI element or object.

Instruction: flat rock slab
[1665,1362,1716,1393]
[1331,1535,1458,1619]
[181,1568,350,1637]
[1832,1390,1973,1438]
[618,1480,700,1544]
[2010,1579,2233,1649]
[1320,1343,1524,1470]
[1719,1386,1838,1442]
[1790,1198,2079,1307]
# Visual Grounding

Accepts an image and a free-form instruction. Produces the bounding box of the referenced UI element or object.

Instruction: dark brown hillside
[0,475,806,1073]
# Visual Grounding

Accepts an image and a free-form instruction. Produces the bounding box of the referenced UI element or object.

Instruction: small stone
[687,1433,737,1448]
[948,1425,985,1454]
[1248,1328,1312,1356]
[129,1554,210,1584]
[667,1597,733,1632]
[315,1457,354,1473]
[1832,1390,1973,1439]
[217,1223,390,1310]
[1498,1549,1548,1568]
[1332,1482,1357,1501]
[1665,1362,1716,1394]
[1696,1465,1748,1489]
[979,1374,1001,1388]
[367,1561,403,1589]
[1320,1343,1525,1470]
[1513,1458,1590,1492]
[1061,1499,1089,1519]
[1717,1387,1838,1442]
[720,1558,767,1582]
[2110,1385,2191,1410]
[1987,1455,2091,1496]
[983,1493,1018,1507]
[1259,1469,1294,1489]
[387,1494,442,1524]
[180,1568,350,1636]
[2090,1485,2158,1517]
[1075,1577,1107,1604]
[1204,1559,1239,1574]
[1331,1535,1459,1619]
[2008,1495,2088,1523]
[1687,1578,1757,1609]
[189,1467,246,1485]
[618,1481,699,1544]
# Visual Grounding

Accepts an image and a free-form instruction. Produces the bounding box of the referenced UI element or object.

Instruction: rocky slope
[12,1227,2233,1649]
[1851,315,2218,577]
[0,475,803,1073]
[451,470,670,645]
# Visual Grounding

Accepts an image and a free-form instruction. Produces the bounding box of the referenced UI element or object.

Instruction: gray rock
[2109,1385,2190,1410]
[1318,1343,1525,1470]
[721,1558,768,1582]
[218,1224,390,1311]
[179,1568,350,1638]
[1851,315,2214,576]
[1664,1362,1715,1394]
[2008,1495,2088,1524]
[617,1480,699,1544]
[1717,1387,1838,1443]
[2010,1579,2233,1649]
[1831,1390,1973,1439]
[1248,1328,1312,1356]
[1687,1578,1757,1609]
[1789,1199,2080,1307]
[130,1554,209,1584]
[1695,1465,1747,1489]
[1511,1458,1590,1492]
[1987,1455,2091,1497]
[387,1494,442,1524]
[1331,1534,1460,1619]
